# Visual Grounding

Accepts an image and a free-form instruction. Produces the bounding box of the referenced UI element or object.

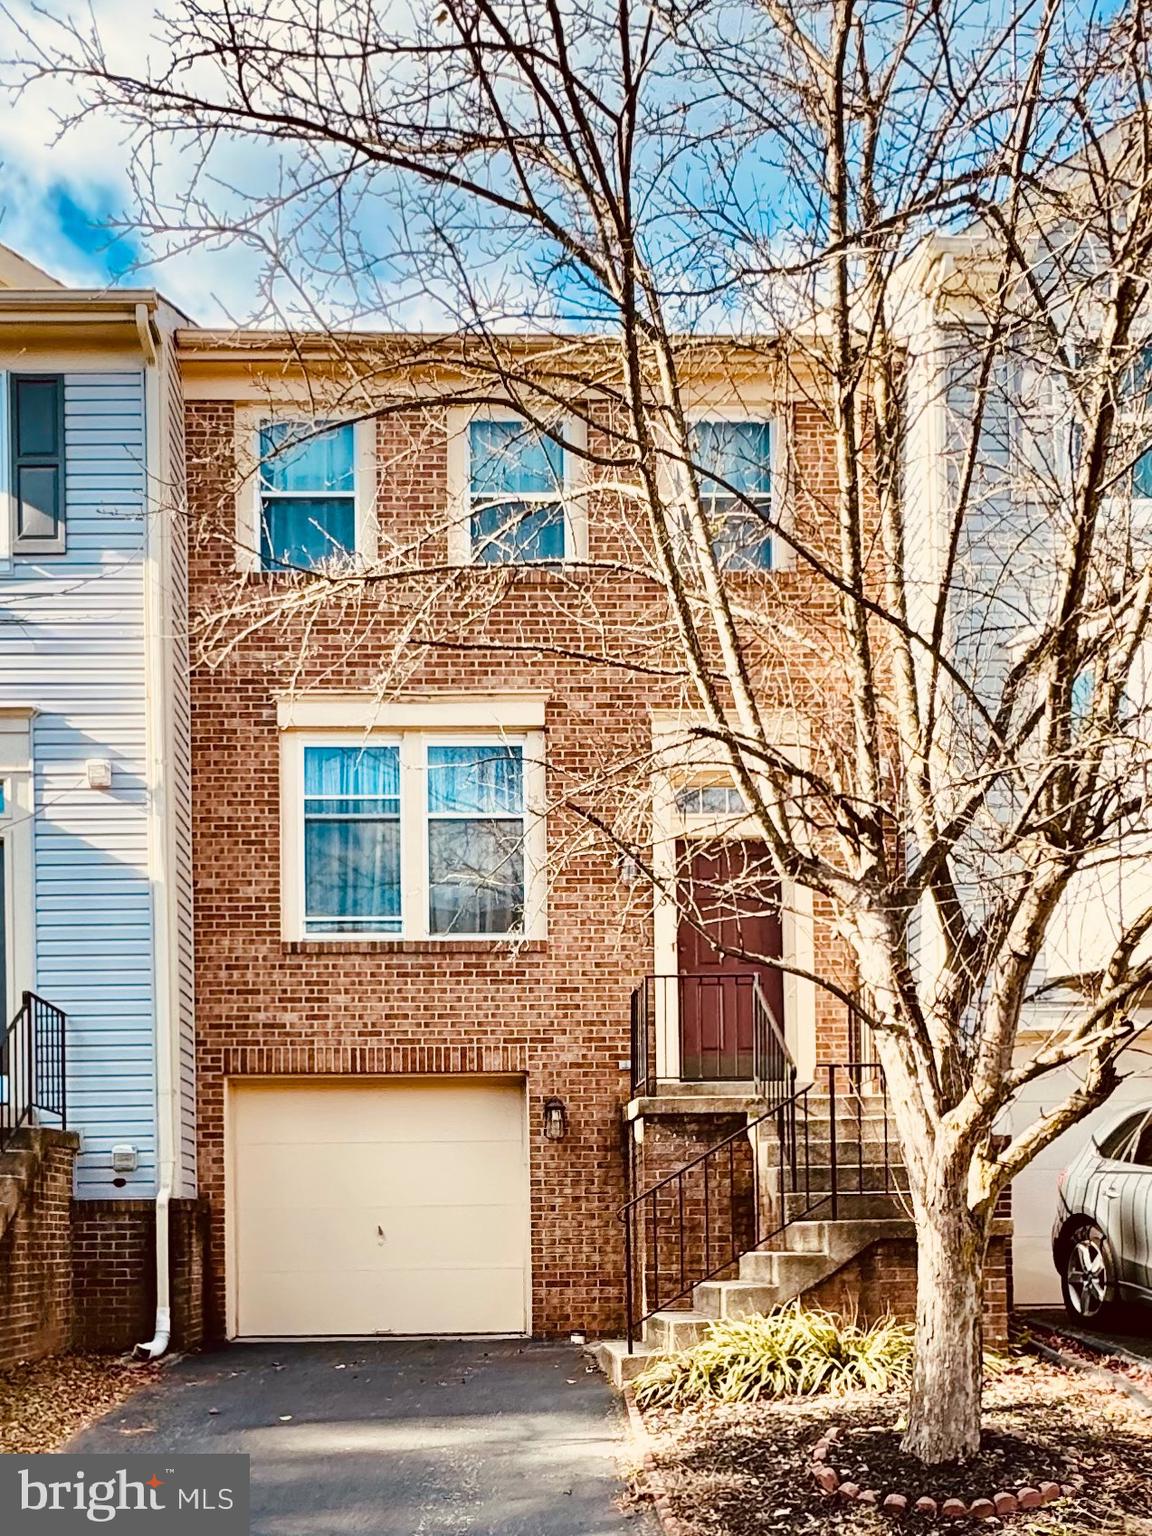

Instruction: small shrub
[634,1303,914,1409]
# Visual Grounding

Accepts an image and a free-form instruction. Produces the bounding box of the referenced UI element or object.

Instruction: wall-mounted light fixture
[542,1097,569,1142]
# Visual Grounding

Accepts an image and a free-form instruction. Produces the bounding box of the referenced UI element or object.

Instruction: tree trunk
[901,1190,986,1464]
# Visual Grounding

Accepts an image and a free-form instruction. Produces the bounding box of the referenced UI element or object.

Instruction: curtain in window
[427,745,525,933]
[259,421,356,570]
[304,747,401,930]
[469,420,565,562]
[261,422,355,492]
[692,420,772,570]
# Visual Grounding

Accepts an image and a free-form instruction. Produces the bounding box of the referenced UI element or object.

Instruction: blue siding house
[0,244,197,1355]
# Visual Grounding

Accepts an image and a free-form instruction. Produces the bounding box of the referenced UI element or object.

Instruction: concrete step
[783,1189,909,1222]
[587,1339,660,1388]
[642,1310,712,1350]
[736,1248,831,1287]
[694,1278,783,1319]
[779,1164,908,1195]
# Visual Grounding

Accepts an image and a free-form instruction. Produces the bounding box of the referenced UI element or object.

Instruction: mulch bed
[635,1355,1152,1534]
[0,1353,162,1453]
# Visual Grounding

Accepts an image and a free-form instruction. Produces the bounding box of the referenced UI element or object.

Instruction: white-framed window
[282,729,547,941]
[235,410,377,573]
[690,416,775,570]
[446,408,588,565]
[675,782,748,818]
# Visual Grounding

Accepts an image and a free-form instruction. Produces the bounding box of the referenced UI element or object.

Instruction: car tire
[1061,1221,1117,1323]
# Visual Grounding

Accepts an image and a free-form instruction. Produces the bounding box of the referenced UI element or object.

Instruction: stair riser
[783,1191,908,1221]
[643,1313,710,1351]
[694,1282,782,1320]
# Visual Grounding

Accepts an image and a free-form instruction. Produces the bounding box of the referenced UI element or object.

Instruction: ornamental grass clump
[634,1304,914,1409]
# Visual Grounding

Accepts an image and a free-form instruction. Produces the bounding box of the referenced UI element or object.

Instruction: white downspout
[135,317,175,1362]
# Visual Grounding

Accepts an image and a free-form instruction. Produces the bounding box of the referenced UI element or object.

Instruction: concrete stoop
[592,1209,915,1389]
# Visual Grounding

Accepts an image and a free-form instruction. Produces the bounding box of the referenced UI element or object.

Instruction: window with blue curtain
[259,420,356,570]
[303,746,401,932]
[469,419,566,562]
[427,744,525,933]
[692,419,773,570]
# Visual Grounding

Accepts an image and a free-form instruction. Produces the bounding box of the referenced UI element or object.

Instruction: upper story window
[285,727,544,941]
[692,418,773,570]
[236,410,376,573]
[469,419,566,562]
[8,374,66,557]
[259,421,356,570]
[447,409,586,566]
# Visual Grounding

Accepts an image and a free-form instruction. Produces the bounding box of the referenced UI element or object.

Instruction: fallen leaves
[0,1353,161,1454]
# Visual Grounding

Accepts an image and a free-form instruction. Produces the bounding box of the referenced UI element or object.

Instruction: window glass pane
[471,501,565,562]
[428,820,525,934]
[304,746,401,932]
[260,421,355,493]
[305,746,399,806]
[305,820,401,930]
[713,510,773,571]
[1097,1112,1146,1160]
[261,497,355,570]
[693,420,772,500]
[428,745,523,814]
[1135,447,1152,499]
[470,420,564,496]
[677,784,747,815]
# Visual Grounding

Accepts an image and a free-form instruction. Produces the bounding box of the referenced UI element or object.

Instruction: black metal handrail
[630,971,791,1096]
[0,991,67,1151]
[621,1060,904,1349]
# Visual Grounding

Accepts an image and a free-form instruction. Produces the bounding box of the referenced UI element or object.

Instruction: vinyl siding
[2,371,157,1196]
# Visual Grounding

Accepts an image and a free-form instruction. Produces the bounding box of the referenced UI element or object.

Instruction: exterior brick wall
[633,1112,755,1314]
[183,390,863,1341]
[803,1234,1012,1350]
[71,1198,208,1353]
[0,1131,78,1371]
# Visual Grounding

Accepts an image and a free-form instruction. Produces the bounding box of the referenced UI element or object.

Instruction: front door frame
[0,708,36,1023]
[649,714,817,1083]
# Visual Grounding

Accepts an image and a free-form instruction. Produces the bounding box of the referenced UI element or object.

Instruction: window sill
[282,938,548,956]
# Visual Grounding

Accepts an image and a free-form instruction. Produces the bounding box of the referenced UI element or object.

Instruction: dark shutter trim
[11,373,66,555]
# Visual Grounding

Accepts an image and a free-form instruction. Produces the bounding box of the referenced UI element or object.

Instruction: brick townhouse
[176,329,1011,1358]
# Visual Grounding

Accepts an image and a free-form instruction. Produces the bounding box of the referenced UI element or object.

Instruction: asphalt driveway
[67,1339,653,1535]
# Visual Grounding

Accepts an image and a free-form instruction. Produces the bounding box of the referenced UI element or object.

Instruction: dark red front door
[676,841,784,1080]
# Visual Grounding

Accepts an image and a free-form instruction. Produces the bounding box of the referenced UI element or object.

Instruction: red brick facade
[0,1136,206,1369]
[181,384,883,1341]
[0,1131,78,1371]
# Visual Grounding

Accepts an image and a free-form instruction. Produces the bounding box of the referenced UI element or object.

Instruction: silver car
[1052,1103,1152,1320]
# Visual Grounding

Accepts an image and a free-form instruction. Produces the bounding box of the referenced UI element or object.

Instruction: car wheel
[1061,1222,1116,1322]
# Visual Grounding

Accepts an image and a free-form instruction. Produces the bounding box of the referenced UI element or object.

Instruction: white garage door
[230,1078,529,1337]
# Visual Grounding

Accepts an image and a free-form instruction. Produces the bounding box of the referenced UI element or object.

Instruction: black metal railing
[630,972,791,1095]
[0,991,67,1152]
[621,1060,905,1348]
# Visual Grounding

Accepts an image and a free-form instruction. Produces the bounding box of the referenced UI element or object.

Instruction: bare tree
[16,0,1152,1463]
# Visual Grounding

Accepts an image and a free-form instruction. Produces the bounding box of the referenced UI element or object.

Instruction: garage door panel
[230,1079,529,1337]
[235,1081,523,1144]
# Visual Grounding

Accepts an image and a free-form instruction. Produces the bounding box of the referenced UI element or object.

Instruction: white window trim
[281,726,548,942]
[681,403,789,572]
[445,405,588,566]
[0,707,36,1016]
[234,406,378,574]
[0,372,10,567]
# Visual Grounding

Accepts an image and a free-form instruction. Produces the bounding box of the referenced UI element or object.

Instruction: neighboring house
[896,232,1152,1308]
[0,244,202,1367]
[178,331,1010,1357]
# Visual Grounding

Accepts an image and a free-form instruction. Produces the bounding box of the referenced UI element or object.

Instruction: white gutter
[135,317,177,1362]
